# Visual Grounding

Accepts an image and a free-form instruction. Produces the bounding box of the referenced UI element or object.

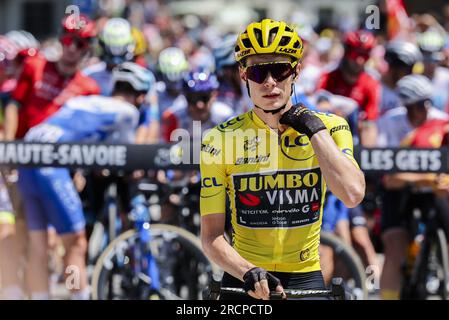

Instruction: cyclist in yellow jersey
[200,19,365,300]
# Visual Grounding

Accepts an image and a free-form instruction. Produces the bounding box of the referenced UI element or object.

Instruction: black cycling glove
[279,103,327,139]
[243,267,281,293]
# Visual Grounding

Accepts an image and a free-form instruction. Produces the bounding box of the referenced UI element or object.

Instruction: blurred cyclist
[378,75,449,300]
[417,30,449,112]
[83,18,135,96]
[380,41,423,115]
[156,47,189,120]
[0,31,41,300]
[317,30,380,147]
[2,14,98,300]
[19,62,152,300]
[4,14,98,141]
[131,27,149,68]
[213,34,251,115]
[161,68,234,142]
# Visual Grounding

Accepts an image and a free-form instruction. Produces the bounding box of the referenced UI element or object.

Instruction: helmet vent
[242,38,252,49]
[268,27,279,45]
[279,36,290,46]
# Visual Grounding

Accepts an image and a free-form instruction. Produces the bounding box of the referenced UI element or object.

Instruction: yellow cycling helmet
[131,27,148,56]
[235,19,304,64]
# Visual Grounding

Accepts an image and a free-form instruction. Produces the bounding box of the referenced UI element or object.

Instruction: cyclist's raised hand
[243,267,286,300]
[279,103,326,139]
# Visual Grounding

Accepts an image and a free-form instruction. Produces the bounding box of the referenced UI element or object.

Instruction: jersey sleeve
[11,58,34,105]
[161,110,178,142]
[326,115,359,168]
[200,128,227,216]
[361,77,380,121]
[316,72,330,91]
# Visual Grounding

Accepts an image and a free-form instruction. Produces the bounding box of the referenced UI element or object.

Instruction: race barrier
[0,141,447,173]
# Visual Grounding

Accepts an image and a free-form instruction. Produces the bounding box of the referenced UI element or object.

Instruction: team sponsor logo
[283,135,309,147]
[329,124,350,136]
[235,154,270,165]
[278,48,297,54]
[201,143,221,156]
[237,49,250,58]
[200,177,224,198]
[243,136,261,151]
[280,134,315,161]
[217,115,245,132]
[201,177,223,188]
[233,168,322,228]
[300,248,310,262]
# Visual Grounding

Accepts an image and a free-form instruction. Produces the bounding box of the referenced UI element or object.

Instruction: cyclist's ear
[239,66,247,81]
[294,62,302,80]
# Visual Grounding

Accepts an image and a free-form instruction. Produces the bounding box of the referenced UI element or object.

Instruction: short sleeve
[327,115,359,169]
[200,128,227,216]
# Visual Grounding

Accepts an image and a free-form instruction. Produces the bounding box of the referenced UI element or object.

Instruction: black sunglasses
[186,92,213,104]
[244,61,298,84]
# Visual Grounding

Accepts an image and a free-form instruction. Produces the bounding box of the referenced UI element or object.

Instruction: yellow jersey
[200,109,358,273]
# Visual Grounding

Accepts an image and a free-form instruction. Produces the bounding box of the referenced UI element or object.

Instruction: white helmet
[99,18,135,64]
[396,74,433,105]
[5,30,39,57]
[112,62,154,93]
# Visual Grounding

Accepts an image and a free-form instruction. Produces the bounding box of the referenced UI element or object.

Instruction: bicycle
[320,231,368,299]
[86,171,128,277]
[400,203,449,300]
[90,179,219,300]
[203,276,350,300]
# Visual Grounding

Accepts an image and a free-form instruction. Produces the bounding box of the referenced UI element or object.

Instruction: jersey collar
[249,109,296,136]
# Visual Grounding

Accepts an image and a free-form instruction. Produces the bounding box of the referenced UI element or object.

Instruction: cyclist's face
[406,101,428,127]
[187,91,216,122]
[241,54,299,112]
[343,50,368,76]
[60,34,91,66]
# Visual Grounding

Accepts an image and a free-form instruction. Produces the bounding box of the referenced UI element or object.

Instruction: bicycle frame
[130,194,161,293]
[401,206,449,299]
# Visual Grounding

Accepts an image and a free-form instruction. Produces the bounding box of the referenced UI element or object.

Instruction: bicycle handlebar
[204,277,348,300]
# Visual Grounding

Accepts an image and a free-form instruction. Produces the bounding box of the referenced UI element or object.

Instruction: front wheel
[91,223,218,300]
[319,231,368,299]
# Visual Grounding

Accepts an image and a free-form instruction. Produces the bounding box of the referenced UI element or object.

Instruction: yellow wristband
[0,211,15,225]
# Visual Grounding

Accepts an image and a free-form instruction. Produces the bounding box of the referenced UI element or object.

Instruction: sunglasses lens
[271,64,294,82]
[246,65,269,84]
[246,63,294,84]
[346,49,369,61]
[187,93,212,103]
[61,35,88,49]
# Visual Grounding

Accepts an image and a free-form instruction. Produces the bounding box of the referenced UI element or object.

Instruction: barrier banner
[0,141,447,173]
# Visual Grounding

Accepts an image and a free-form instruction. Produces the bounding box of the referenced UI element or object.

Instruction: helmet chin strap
[247,81,295,115]
[254,104,286,114]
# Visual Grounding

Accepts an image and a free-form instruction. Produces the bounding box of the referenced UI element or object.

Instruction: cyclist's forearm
[202,234,255,281]
[385,173,436,188]
[359,121,378,147]
[311,130,365,208]
[4,102,19,141]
